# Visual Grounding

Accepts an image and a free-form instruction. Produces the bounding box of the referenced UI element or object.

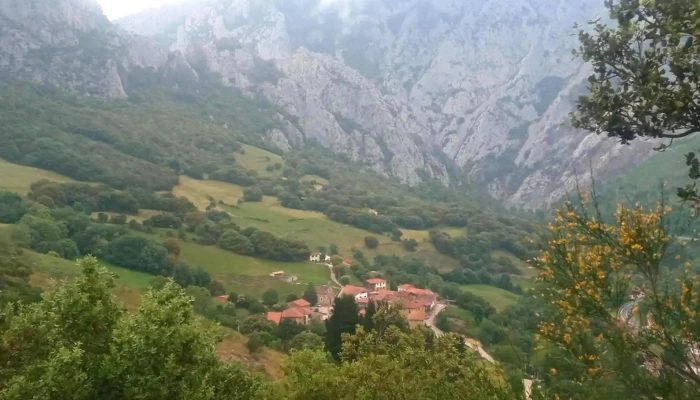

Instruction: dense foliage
[0,257,265,399]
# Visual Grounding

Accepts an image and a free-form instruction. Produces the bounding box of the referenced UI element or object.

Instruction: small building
[406,308,426,329]
[214,294,230,303]
[365,278,387,292]
[316,285,335,307]
[270,270,297,283]
[310,253,322,262]
[342,285,368,301]
[280,306,313,325]
[289,298,311,308]
[324,254,332,262]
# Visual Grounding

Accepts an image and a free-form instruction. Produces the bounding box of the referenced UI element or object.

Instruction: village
[260,252,440,329]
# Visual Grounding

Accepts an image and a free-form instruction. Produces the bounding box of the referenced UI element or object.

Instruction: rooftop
[342,285,368,296]
[289,299,311,308]
[266,311,282,324]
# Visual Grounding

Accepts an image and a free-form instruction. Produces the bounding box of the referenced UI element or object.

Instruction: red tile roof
[267,312,282,324]
[214,295,229,303]
[281,307,312,318]
[342,285,367,296]
[366,278,386,284]
[289,299,311,308]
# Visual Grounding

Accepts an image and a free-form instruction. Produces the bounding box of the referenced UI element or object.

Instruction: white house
[366,278,387,291]
[310,253,322,262]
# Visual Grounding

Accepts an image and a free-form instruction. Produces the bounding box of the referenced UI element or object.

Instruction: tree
[273,319,306,343]
[363,236,379,249]
[227,291,239,304]
[281,328,520,400]
[363,300,377,332]
[302,283,318,306]
[402,238,418,252]
[339,276,351,285]
[218,230,254,255]
[324,295,360,360]
[572,0,700,144]
[534,197,700,398]
[0,257,264,399]
[329,243,339,255]
[208,279,226,296]
[570,0,700,204]
[286,293,299,302]
[242,187,264,202]
[262,289,279,306]
[0,191,25,223]
[472,305,485,325]
[162,238,181,256]
[185,285,212,314]
[109,214,127,225]
[287,331,324,352]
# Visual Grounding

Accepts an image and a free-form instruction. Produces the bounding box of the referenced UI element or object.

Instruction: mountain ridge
[0,0,658,209]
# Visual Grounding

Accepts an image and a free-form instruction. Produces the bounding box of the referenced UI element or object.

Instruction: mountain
[0,0,198,98]
[116,0,657,209]
[0,0,656,209]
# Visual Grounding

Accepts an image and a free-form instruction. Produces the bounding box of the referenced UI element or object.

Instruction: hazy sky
[97,0,181,20]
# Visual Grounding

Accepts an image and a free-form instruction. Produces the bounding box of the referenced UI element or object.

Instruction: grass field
[461,285,521,311]
[236,144,285,178]
[0,223,9,229]
[174,176,464,269]
[141,232,331,298]
[0,158,74,195]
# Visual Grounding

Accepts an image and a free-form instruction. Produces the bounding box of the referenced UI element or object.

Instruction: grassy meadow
[174,175,462,269]
[237,144,285,177]
[460,285,521,311]
[141,232,331,298]
[0,158,74,196]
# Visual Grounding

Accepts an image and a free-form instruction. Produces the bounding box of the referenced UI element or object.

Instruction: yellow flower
[550,368,557,375]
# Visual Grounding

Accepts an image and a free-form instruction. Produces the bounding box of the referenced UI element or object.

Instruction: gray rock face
[0,0,198,99]
[117,0,658,209]
[0,0,656,209]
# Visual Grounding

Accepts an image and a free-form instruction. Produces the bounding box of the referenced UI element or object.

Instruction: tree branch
[658,129,700,139]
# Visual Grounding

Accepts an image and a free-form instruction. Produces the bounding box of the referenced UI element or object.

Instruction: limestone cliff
[116,0,657,208]
[0,0,198,99]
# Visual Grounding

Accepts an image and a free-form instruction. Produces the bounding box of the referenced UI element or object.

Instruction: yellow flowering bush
[533,196,700,399]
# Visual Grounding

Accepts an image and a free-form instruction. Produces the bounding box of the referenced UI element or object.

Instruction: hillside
[117,0,657,208]
[0,0,659,210]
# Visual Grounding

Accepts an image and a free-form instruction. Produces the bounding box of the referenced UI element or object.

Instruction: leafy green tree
[287,331,324,352]
[363,300,377,332]
[324,295,360,360]
[0,238,41,305]
[402,238,418,252]
[329,243,339,255]
[472,305,485,325]
[208,279,226,296]
[302,283,318,306]
[0,257,265,399]
[0,191,25,223]
[363,236,379,249]
[248,299,267,315]
[280,327,520,400]
[58,238,79,260]
[262,289,279,306]
[273,319,306,343]
[185,285,212,314]
[18,214,62,250]
[162,238,181,256]
[286,293,299,302]
[242,187,264,202]
[218,230,254,255]
[225,291,238,304]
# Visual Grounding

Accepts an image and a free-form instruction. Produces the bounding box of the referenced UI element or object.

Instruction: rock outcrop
[116,0,659,208]
[0,0,657,209]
